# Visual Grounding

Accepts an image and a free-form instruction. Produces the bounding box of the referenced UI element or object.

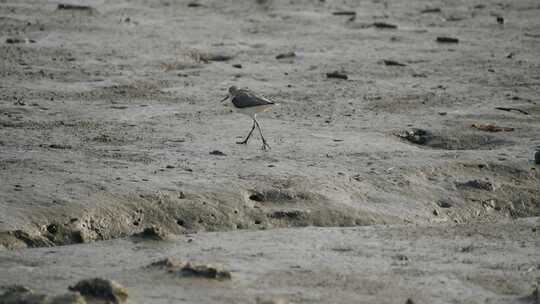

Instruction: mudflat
[0,0,539,303]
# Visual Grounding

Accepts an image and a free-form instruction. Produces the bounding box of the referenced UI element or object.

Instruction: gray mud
[0,0,539,302]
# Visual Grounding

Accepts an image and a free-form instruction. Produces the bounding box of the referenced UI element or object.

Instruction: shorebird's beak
[219,95,229,102]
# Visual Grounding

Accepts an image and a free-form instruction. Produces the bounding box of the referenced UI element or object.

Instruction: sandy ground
[0,0,539,302]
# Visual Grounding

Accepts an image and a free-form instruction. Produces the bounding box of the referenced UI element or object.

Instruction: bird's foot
[261,141,271,150]
[236,140,248,145]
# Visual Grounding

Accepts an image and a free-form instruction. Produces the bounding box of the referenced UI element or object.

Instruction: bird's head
[228,86,238,95]
[220,86,238,102]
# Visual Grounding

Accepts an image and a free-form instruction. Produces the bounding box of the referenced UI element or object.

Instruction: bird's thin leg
[254,118,270,150]
[236,120,256,145]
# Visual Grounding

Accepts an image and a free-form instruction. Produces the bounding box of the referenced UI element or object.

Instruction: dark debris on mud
[0,278,127,304]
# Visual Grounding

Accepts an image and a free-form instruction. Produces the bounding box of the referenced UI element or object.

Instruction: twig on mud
[494,107,529,115]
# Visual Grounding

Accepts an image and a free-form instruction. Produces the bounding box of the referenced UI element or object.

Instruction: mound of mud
[0,183,399,249]
[394,128,510,150]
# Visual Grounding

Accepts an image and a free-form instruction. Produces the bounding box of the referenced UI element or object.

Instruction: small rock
[437,200,453,208]
[232,63,242,68]
[535,150,540,165]
[49,144,72,149]
[456,180,494,191]
[383,59,407,66]
[69,278,128,304]
[150,258,232,280]
[420,7,441,13]
[405,298,415,304]
[332,11,356,16]
[134,226,170,240]
[199,52,234,62]
[6,38,36,44]
[165,165,175,169]
[496,16,504,24]
[276,52,296,59]
[394,254,409,261]
[57,4,95,11]
[459,245,474,252]
[373,22,397,29]
[209,150,226,156]
[187,1,202,7]
[395,128,432,145]
[436,36,459,43]
[326,71,348,80]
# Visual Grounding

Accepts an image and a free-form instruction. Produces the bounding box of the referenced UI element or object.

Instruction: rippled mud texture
[0,0,539,302]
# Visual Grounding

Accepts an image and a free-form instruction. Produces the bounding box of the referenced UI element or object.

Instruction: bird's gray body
[230,87,275,109]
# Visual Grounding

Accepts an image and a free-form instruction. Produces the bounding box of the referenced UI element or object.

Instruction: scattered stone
[249,192,265,202]
[412,73,427,78]
[383,60,407,66]
[394,254,409,261]
[405,299,415,304]
[151,258,232,280]
[496,16,504,24]
[69,278,128,304]
[187,1,202,7]
[395,128,432,145]
[372,22,397,29]
[535,150,540,165]
[506,52,514,58]
[482,199,497,211]
[326,71,348,80]
[57,4,95,11]
[267,210,305,220]
[459,245,474,252]
[276,51,296,59]
[437,199,453,208]
[0,285,86,304]
[165,165,175,169]
[456,180,494,191]
[199,52,234,62]
[420,7,441,13]
[6,38,36,44]
[445,15,465,22]
[232,63,242,68]
[436,36,459,43]
[209,150,226,156]
[332,11,356,16]
[133,225,170,240]
[49,144,73,149]
[471,123,514,132]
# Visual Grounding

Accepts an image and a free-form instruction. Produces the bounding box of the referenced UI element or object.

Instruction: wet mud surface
[0,0,539,302]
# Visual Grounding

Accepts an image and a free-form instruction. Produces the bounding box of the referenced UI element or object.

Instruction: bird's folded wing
[232,91,274,108]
